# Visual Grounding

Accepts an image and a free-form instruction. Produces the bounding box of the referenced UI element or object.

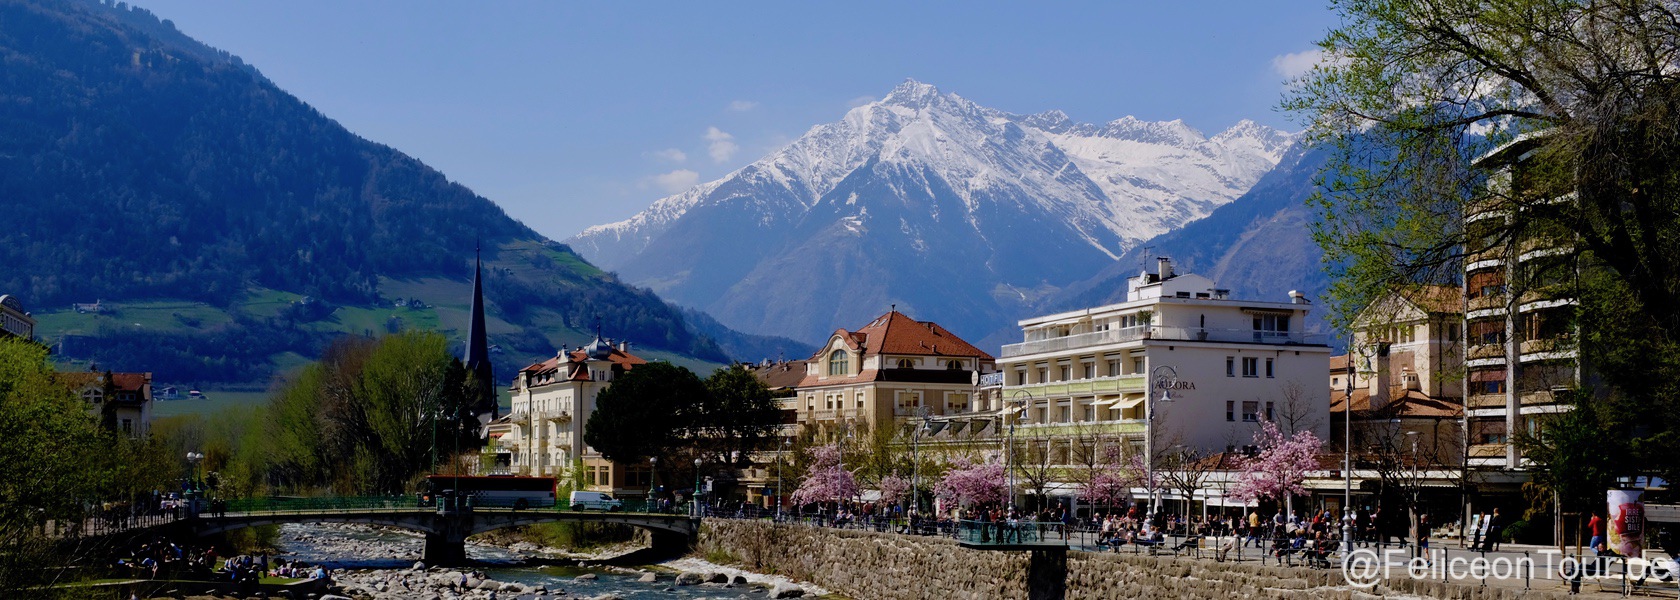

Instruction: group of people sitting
[113,537,328,583]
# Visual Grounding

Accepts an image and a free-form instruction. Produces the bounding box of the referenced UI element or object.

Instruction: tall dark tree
[695,365,784,467]
[583,362,705,464]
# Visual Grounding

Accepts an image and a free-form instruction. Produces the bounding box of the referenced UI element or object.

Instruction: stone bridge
[167,508,699,564]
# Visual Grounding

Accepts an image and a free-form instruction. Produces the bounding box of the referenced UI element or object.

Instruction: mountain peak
[879,79,944,108]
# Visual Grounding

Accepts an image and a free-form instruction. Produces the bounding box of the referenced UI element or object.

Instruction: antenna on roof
[890,303,896,313]
[593,314,602,339]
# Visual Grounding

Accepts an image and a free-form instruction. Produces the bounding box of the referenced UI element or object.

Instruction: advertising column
[1607,489,1644,557]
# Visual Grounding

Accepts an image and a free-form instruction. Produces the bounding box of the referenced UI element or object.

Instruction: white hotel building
[998,258,1331,457]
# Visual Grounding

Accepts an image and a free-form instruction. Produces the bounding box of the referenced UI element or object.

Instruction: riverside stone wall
[697,520,1578,600]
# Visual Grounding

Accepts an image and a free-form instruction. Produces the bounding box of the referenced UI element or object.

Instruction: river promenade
[696,515,1671,600]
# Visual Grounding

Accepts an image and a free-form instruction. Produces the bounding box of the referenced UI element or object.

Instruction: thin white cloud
[728,100,759,112]
[650,169,700,193]
[848,95,876,108]
[1272,49,1325,80]
[704,126,738,163]
[650,148,687,163]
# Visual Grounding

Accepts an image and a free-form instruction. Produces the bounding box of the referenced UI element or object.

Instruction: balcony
[1001,326,1326,358]
[1467,394,1506,409]
[1007,374,1145,398]
[1467,295,1507,312]
[1467,344,1504,360]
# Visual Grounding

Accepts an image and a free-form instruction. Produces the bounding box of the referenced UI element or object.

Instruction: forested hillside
[0,0,744,383]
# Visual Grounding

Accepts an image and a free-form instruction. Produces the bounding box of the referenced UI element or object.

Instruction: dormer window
[946,360,964,370]
[896,358,914,369]
[828,349,850,376]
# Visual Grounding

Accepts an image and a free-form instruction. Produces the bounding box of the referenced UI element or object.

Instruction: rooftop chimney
[1157,257,1174,280]
[1289,290,1308,304]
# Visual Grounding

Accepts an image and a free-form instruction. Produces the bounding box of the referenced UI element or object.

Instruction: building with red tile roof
[489,335,654,497]
[59,370,152,438]
[793,309,995,438]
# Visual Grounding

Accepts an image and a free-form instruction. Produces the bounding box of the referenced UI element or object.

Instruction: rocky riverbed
[221,523,834,600]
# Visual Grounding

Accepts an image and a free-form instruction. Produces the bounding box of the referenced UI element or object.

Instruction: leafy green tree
[1288,0,1680,485]
[0,338,118,592]
[695,365,784,467]
[256,332,475,495]
[583,362,703,464]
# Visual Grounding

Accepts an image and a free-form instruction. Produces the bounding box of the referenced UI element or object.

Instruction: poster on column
[1607,489,1644,557]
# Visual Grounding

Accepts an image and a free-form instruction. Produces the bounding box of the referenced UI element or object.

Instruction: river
[273,522,834,599]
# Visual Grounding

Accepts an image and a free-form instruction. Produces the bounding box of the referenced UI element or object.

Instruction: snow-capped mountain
[568,80,1295,344]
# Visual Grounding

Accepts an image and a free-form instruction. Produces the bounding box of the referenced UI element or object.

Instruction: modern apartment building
[794,310,995,440]
[1463,135,1579,470]
[497,336,654,495]
[998,258,1331,458]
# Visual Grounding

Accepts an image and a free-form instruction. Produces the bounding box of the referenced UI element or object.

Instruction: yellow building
[794,310,995,440]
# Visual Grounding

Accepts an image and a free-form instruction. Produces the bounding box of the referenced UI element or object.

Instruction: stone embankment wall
[697,520,1577,600]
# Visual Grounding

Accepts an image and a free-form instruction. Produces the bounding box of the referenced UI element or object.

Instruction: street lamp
[1145,365,1178,518]
[777,438,790,521]
[1006,390,1033,514]
[1407,430,1421,555]
[692,457,703,518]
[911,414,932,519]
[185,452,204,517]
[649,456,658,510]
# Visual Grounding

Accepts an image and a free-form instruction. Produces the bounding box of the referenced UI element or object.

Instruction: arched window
[896,358,914,369]
[946,360,964,370]
[828,349,850,376]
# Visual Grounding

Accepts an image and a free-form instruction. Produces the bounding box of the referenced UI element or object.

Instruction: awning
[1112,397,1145,410]
[1470,369,1507,382]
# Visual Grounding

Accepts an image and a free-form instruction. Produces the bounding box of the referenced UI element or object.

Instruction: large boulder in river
[675,572,704,586]
[637,572,658,583]
[706,572,729,583]
[770,584,806,598]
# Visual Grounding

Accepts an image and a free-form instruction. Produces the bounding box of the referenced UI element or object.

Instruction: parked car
[568,491,623,511]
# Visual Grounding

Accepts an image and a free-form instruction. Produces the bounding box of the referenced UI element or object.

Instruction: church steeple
[465,246,496,420]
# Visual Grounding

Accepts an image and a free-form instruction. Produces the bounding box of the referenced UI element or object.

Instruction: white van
[568,491,623,511]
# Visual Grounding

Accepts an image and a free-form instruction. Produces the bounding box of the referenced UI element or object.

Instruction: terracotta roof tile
[808,310,993,361]
[1330,388,1463,418]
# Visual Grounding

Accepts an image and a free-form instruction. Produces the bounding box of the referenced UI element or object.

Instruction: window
[1132,358,1144,374]
[897,358,914,369]
[1082,363,1096,379]
[1106,359,1122,377]
[1036,365,1048,382]
[947,393,969,412]
[1253,314,1291,341]
[1226,357,1235,377]
[856,393,865,408]
[1241,401,1259,422]
[1015,370,1027,386]
[1242,357,1259,377]
[1448,323,1461,341]
[1058,406,1071,422]
[946,360,964,370]
[121,419,133,435]
[1058,365,1071,381]
[1265,358,1274,378]
[1084,405,1096,421]
[1226,401,1235,422]
[826,394,835,409]
[828,349,850,375]
[1265,402,1275,421]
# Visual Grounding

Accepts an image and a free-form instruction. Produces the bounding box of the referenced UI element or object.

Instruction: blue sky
[131,1,1341,241]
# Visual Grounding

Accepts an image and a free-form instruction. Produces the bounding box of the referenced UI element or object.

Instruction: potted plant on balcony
[1139,310,1155,339]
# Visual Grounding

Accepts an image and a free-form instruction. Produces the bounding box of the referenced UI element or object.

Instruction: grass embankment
[471,521,637,553]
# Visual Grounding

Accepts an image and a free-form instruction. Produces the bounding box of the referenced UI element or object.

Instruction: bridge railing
[222,496,417,514]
